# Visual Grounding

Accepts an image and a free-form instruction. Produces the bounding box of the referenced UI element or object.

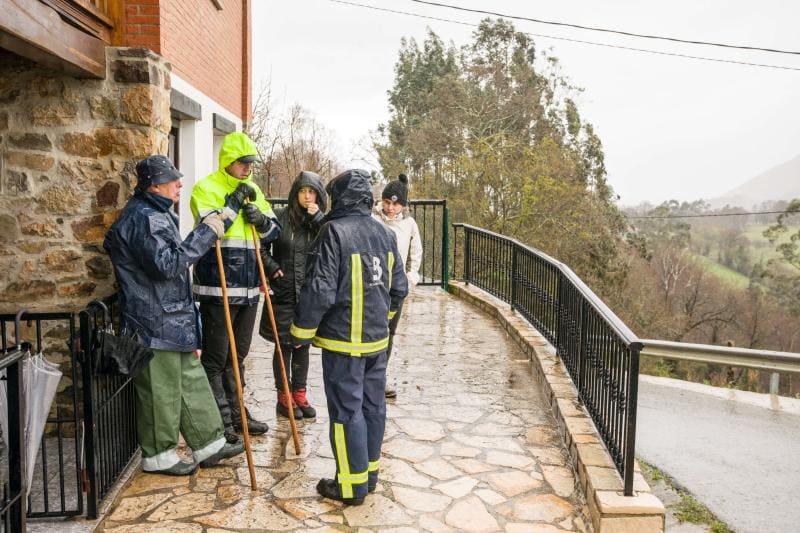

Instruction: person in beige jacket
[372,174,422,398]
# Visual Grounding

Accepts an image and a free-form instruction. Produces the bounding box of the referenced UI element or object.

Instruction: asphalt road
[636,376,800,533]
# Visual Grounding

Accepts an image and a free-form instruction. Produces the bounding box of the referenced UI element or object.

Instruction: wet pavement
[638,375,800,533]
[98,287,590,532]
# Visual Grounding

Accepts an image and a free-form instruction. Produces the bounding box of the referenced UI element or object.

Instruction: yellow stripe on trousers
[333,423,368,497]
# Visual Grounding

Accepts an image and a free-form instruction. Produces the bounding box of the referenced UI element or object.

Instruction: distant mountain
[710,154,800,209]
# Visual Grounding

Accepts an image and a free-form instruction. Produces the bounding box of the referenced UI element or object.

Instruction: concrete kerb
[448,281,665,533]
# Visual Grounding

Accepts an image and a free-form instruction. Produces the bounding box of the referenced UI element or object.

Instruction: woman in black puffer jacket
[260,171,327,419]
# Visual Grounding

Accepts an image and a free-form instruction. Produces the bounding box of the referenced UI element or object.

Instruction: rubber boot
[292,389,316,418]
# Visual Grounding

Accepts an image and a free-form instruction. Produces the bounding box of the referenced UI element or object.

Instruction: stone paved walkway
[98,287,590,532]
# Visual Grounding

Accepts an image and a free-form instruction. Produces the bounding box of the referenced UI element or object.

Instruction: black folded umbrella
[93,327,153,377]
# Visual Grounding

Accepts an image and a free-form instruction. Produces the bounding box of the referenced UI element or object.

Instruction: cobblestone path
[99,287,590,532]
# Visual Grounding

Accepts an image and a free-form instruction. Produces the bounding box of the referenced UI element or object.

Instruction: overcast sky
[253,0,800,205]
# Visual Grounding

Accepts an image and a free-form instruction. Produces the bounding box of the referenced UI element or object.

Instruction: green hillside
[691,253,751,289]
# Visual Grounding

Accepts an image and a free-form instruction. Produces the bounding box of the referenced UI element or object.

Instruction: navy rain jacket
[290,169,408,357]
[103,191,217,352]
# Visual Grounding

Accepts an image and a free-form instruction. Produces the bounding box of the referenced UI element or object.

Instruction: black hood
[325,169,373,221]
[289,171,328,212]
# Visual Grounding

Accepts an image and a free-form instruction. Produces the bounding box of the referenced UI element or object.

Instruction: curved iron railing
[453,224,641,495]
[266,198,449,287]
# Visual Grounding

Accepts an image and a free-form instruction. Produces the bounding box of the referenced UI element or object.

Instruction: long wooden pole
[214,241,257,491]
[250,224,301,454]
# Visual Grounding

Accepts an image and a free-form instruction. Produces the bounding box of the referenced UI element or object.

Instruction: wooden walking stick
[249,223,301,454]
[214,241,258,491]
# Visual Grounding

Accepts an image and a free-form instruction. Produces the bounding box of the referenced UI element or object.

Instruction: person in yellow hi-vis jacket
[290,169,408,505]
[190,132,280,443]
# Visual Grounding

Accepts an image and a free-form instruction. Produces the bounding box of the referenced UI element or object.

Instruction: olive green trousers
[134,350,225,471]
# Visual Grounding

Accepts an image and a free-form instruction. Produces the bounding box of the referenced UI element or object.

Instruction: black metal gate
[0,337,26,532]
[79,296,138,519]
[0,310,83,520]
[266,197,449,287]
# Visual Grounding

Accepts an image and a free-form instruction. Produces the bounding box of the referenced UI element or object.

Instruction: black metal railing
[78,295,138,519]
[0,310,83,519]
[0,315,26,532]
[266,198,449,287]
[453,224,641,495]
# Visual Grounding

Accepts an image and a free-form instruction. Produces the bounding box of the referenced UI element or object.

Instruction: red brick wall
[160,0,246,120]
[121,0,162,52]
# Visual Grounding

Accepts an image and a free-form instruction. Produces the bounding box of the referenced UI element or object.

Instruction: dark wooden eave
[0,0,106,78]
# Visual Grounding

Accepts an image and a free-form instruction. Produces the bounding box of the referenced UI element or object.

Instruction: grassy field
[741,224,799,262]
[691,253,751,289]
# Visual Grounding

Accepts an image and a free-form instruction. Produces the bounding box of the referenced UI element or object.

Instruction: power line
[627,210,796,220]
[410,0,800,56]
[329,0,800,72]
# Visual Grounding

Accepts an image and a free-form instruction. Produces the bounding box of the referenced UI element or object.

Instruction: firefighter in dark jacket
[103,155,244,475]
[259,171,328,420]
[290,169,408,505]
[190,132,280,441]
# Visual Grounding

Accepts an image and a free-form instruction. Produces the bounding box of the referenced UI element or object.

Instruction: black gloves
[225,182,257,213]
[243,203,267,227]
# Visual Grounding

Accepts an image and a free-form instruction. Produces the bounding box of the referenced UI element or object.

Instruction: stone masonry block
[9,133,52,151]
[71,212,120,243]
[564,416,598,435]
[121,85,155,126]
[116,48,160,59]
[4,151,54,171]
[29,103,78,126]
[0,214,20,244]
[113,60,152,84]
[5,170,30,194]
[595,490,664,515]
[576,443,616,469]
[39,185,84,214]
[596,515,664,533]
[96,181,120,208]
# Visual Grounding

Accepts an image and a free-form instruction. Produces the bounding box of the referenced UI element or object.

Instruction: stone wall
[0,47,172,314]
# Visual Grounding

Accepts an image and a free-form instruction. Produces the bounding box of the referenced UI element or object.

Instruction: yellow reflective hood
[218,132,259,170]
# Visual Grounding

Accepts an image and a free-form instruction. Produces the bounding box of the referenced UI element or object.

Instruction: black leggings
[273,343,310,391]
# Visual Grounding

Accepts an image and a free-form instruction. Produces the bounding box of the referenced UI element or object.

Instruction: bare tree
[247,82,344,197]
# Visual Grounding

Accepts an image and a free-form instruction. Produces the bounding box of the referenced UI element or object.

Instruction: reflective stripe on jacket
[290,170,408,357]
[189,132,278,305]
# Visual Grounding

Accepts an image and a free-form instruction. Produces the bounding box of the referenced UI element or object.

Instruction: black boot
[208,374,236,432]
[316,478,364,506]
[233,408,269,435]
[225,368,268,435]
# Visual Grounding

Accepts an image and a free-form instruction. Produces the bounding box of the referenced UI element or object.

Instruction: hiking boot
[199,441,245,468]
[276,391,302,419]
[292,389,316,418]
[146,460,197,476]
[234,416,269,435]
[316,478,364,506]
[224,425,241,444]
